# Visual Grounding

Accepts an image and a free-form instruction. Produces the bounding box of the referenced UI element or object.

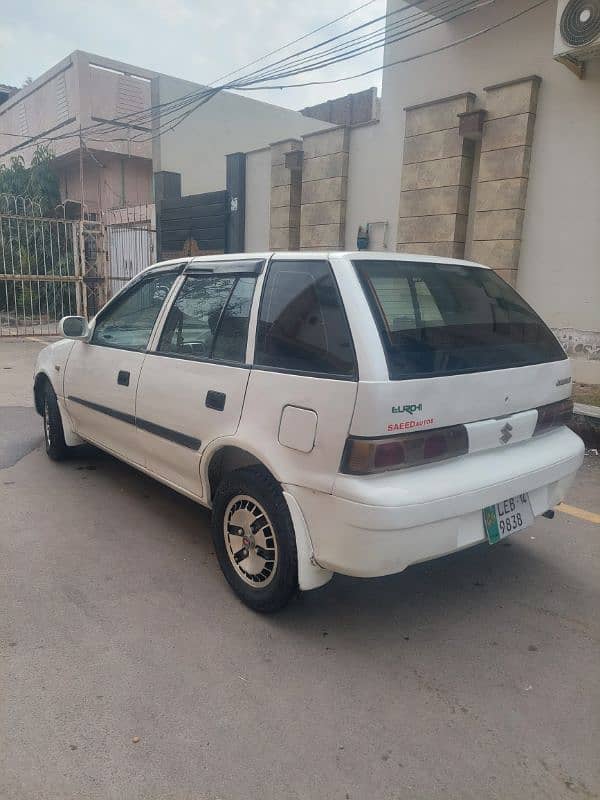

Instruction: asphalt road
[1,337,599,800]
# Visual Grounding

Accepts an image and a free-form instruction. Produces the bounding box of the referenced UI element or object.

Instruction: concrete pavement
[1,337,599,800]
[0,336,50,407]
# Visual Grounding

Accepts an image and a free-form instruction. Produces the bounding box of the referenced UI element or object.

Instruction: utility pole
[78,125,87,317]
[78,125,85,219]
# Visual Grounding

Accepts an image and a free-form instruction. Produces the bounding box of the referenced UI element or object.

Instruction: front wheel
[43,383,70,461]
[211,468,298,613]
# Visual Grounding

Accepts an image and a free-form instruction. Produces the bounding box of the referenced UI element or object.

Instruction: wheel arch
[33,371,52,415]
[34,369,83,448]
[203,441,333,592]
[204,443,279,506]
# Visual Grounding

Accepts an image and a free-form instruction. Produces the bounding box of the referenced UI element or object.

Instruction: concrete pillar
[269,139,302,250]
[154,171,181,261]
[154,171,181,202]
[397,93,476,258]
[471,76,541,285]
[226,152,246,253]
[300,126,349,250]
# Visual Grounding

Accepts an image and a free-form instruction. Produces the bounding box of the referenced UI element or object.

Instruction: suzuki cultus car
[34,252,583,611]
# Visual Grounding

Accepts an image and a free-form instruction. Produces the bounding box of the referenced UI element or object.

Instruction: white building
[151,74,331,198]
[242,0,600,383]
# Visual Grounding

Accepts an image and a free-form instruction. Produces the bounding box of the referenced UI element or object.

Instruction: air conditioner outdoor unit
[554,0,600,67]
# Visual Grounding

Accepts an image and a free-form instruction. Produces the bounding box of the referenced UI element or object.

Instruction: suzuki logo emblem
[499,422,513,444]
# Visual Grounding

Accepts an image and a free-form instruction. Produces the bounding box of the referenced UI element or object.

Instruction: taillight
[534,398,573,435]
[341,424,468,475]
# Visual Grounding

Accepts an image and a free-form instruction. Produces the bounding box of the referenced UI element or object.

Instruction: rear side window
[354,260,566,380]
[255,260,355,378]
[158,275,255,363]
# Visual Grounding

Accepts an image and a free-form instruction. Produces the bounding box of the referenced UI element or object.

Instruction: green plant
[0,150,72,322]
[0,146,60,216]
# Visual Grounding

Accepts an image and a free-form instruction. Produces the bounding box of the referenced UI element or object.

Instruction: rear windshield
[353,260,566,380]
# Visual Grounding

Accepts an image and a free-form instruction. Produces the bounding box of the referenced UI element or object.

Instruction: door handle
[206,390,226,411]
[117,370,130,386]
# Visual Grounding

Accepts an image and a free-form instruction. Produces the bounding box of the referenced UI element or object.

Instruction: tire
[42,382,70,461]
[211,467,298,613]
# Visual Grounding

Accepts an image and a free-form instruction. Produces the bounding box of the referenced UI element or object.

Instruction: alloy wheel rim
[223,495,278,587]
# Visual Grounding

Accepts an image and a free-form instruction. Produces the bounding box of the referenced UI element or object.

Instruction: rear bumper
[286,427,584,578]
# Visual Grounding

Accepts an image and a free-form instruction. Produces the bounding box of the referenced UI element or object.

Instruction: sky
[0,0,387,111]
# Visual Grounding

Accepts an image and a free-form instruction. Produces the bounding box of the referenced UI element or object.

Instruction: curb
[571,403,600,452]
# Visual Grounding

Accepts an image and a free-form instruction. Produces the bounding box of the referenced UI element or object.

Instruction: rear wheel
[211,468,298,612]
[42,383,70,461]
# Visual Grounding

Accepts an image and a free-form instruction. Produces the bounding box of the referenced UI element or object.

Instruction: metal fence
[0,195,80,336]
[104,204,156,298]
[0,196,156,336]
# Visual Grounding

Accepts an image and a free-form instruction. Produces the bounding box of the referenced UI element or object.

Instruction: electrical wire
[228,0,474,83]
[0,0,548,157]
[119,0,496,131]
[116,0,478,143]
[6,13,389,148]
[89,0,384,139]
[208,0,379,85]
[233,0,492,87]
[236,0,550,90]
[0,130,63,140]
[20,2,428,145]
[0,1,446,151]
[4,2,392,148]
[124,0,488,141]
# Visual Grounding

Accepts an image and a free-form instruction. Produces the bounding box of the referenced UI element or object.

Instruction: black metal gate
[157,190,229,261]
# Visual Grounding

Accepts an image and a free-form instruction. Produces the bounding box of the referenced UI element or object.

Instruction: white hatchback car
[34,252,584,611]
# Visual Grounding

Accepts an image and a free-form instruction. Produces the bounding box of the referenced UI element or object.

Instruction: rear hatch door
[349,259,570,449]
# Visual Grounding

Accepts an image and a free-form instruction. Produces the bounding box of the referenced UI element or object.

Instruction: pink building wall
[59,153,152,214]
[0,51,155,212]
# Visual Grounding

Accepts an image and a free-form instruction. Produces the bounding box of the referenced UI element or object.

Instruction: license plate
[483,494,534,544]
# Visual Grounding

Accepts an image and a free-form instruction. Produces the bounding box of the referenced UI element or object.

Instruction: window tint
[370,275,415,331]
[158,275,255,363]
[212,277,255,363]
[369,274,444,331]
[354,260,566,379]
[255,260,355,377]
[414,278,444,324]
[91,273,176,350]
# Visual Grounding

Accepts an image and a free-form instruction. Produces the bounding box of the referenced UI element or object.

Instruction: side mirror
[59,316,90,340]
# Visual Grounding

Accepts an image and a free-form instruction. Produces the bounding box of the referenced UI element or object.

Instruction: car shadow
[59,442,572,645]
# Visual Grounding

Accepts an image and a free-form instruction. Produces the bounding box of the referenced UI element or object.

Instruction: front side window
[157,275,255,363]
[91,273,176,351]
[354,260,567,379]
[255,260,355,378]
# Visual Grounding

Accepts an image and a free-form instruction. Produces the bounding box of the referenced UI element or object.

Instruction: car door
[63,269,179,462]
[134,261,260,498]
[238,257,359,494]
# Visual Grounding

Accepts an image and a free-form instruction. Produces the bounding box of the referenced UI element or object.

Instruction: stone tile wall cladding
[300,126,349,250]
[269,139,303,250]
[471,76,541,286]
[397,93,476,259]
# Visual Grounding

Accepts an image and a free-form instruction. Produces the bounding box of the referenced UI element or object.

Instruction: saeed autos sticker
[387,418,435,432]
